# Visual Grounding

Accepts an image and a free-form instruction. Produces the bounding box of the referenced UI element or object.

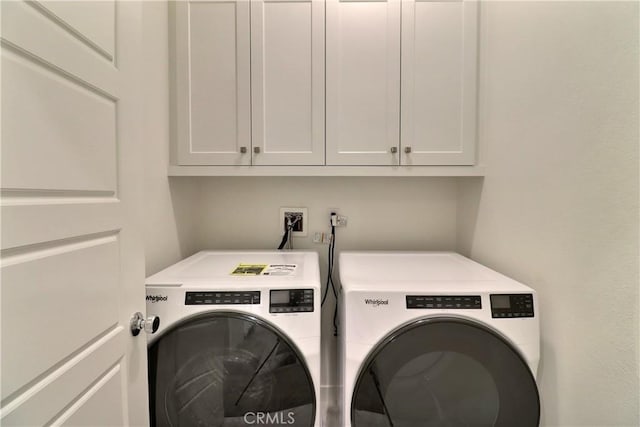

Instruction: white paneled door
[1,1,148,426]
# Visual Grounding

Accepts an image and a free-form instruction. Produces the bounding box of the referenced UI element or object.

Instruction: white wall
[458,2,639,426]
[141,2,200,275]
[194,177,457,253]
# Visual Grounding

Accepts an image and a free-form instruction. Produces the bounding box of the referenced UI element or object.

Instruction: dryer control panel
[406,295,482,309]
[185,291,260,305]
[270,289,314,313]
[490,294,534,318]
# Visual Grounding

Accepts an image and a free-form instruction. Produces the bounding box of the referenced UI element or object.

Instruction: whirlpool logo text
[243,412,295,425]
[146,295,168,303]
[364,298,389,307]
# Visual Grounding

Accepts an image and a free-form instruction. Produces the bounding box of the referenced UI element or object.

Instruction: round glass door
[148,312,316,426]
[352,318,539,427]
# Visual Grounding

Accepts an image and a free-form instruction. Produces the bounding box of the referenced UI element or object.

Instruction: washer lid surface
[148,312,316,427]
[351,318,539,427]
[339,252,534,293]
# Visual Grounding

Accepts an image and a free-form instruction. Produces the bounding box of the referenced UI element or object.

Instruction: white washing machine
[339,251,540,427]
[145,250,321,427]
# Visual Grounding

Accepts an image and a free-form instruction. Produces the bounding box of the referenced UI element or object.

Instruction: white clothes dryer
[339,251,540,427]
[146,251,321,427]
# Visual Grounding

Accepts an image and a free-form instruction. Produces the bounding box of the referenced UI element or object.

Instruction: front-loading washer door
[351,318,539,427]
[148,312,316,427]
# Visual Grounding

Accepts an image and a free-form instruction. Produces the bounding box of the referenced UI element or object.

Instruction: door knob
[390,146,398,154]
[240,146,247,154]
[253,147,261,154]
[404,146,412,154]
[130,312,160,336]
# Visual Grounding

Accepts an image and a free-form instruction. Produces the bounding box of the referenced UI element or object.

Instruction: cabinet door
[175,0,251,165]
[401,0,478,165]
[251,0,325,166]
[326,0,401,166]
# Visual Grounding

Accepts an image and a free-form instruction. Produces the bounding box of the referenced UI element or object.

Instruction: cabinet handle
[390,146,398,154]
[253,147,261,154]
[239,146,247,154]
[404,146,412,154]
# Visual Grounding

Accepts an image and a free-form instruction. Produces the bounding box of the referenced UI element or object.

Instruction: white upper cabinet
[175,0,324,166]
[401,0,478,165]
[171,0,482,175]
[326,0,401,166]
[251,0,325,165]
[175,0,251,165]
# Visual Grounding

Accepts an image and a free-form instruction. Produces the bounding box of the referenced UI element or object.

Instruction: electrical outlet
[330,210,348,227]
[280,207,308,237]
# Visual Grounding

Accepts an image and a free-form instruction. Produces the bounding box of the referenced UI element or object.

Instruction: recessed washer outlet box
[280,207,308,237]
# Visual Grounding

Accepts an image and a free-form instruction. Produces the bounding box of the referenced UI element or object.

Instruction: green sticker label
[231,264,268,276]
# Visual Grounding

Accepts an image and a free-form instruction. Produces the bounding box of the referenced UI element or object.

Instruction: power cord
[321,213,339,336]
[278,212,339,336]
[277,217,300,250]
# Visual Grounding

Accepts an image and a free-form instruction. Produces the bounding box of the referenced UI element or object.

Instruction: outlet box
[329,209,348,227]
[313,232,333,244]
[280,207,308,237]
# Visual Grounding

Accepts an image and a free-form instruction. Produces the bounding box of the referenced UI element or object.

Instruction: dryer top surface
[339,251,534,294]
[146,250,320,289]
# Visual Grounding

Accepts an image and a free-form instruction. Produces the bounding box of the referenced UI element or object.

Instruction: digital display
[271,290,290,304]
[491,295,511,309]
[269,289,314,313]
[490,294,534,318]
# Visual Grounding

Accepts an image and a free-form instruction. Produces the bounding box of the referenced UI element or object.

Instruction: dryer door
[148,312,316,426]
[351,318,539,427]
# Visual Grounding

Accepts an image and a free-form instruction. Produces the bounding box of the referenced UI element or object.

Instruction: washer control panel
[406,295,482,309]
[185,291,260,305]
[270,289,314,313]
[490,294,534,318]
